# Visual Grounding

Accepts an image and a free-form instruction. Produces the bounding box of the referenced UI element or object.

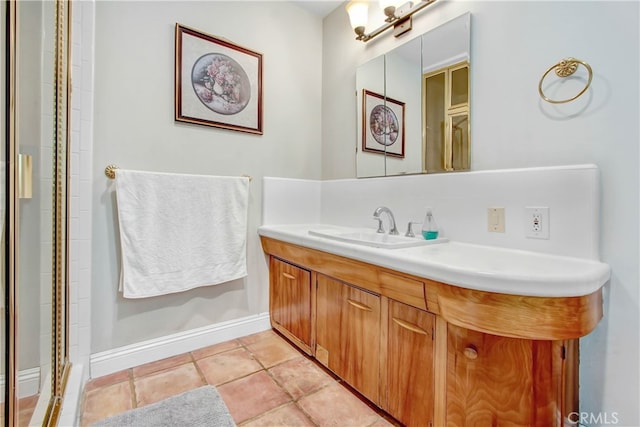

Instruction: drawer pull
[347,299,372,312]
[281,272,296,280]
[464,345,478,360]
[392,317,428,335]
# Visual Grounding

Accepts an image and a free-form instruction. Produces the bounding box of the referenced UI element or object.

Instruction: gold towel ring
[538,58,592,104]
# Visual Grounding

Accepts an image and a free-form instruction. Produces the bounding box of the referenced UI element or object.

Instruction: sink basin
[308,227,448,249]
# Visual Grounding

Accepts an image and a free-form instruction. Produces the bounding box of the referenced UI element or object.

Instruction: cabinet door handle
[392,317,428,335]
[347,299,372,312]
[281,272,296,280]
[464,345,478,360]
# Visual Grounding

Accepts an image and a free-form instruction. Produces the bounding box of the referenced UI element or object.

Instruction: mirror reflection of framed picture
[175,24,263,134]
[362,89,405,157]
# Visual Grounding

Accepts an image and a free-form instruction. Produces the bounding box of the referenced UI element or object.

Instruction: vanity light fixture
[346,0,438,42]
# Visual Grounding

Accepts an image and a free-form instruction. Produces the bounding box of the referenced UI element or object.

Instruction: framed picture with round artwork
[362,89,405,157]
[175,24,263,134]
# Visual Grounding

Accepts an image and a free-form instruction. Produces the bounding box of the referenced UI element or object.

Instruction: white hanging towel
[115,169,249,299]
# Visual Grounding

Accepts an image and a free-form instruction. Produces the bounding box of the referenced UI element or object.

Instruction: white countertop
[258,224,611,298]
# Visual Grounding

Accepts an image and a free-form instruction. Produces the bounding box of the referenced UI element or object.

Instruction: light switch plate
[488,207,505,233]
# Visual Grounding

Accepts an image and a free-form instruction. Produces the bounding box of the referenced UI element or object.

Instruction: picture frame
[362,89,405,157]
[175,24,263,134]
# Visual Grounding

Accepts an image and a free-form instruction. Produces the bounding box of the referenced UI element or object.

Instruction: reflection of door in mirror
[451,113,469,171]
[423,62,469,173]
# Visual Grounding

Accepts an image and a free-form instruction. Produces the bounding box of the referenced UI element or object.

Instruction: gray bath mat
[92,385,236,427]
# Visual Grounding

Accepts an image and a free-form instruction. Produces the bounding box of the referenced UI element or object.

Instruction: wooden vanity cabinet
[316,274,381,405]
[446,323,563,427]
[385,300,436,427]
[261,237,600,427]
[269,257,313,355]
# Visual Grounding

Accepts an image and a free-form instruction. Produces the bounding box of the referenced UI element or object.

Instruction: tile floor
[0,395,39,426]
[81,329,400,426]
[19,395,38,426]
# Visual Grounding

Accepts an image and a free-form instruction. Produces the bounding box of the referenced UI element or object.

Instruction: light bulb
[346,1,368,33]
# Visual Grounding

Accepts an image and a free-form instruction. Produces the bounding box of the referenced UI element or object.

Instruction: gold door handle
[347,299,372,312]
[18,154,33,199]
[281,272,296,280]
[392,317,428,335]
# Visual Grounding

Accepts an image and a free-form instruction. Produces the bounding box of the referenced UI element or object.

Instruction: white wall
[90,1,323,352]
[323,1,639,425]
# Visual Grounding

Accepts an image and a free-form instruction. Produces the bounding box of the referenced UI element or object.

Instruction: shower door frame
[4,0,72,425]
[5,0,19,424]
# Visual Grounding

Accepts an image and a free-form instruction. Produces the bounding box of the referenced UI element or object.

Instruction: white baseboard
[90,312,271,379]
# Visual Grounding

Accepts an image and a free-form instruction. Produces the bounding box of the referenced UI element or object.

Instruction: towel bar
[104,165,252,181]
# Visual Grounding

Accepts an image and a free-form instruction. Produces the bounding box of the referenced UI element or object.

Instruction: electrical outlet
[525,207,549,239]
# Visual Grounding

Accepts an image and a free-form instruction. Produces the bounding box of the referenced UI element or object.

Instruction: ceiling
[292,0,344,18]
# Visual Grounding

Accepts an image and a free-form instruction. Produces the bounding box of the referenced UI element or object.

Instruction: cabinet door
[446,324,562,427]
[316,274,381,405]
[269,257,312,354]
[386,300,435,427]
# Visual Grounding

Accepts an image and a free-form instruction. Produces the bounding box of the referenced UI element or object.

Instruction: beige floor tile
[298,382,381,427]
[81,381,133,426]
[84,369,130,393]
[269,357,336,400]
[18,395,39,426]
[131,353,193,378]
[196,347,262,385]
[240,402,315,426]
[245,335,303,368]
[134,363,205,407]
[192,339,241,360]
[217,371,291,424]
[237,329,277,346]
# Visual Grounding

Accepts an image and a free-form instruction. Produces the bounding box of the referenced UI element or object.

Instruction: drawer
[378,271,426,310]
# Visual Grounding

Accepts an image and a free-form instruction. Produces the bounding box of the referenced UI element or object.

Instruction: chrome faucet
[373,206,399,235]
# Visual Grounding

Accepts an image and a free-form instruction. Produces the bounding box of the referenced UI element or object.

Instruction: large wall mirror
[4,1,71,425]
[356,12,471,178]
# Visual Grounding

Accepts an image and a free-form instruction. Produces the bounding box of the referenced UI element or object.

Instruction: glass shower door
[15,1,55,424]
[4,1,70,424]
